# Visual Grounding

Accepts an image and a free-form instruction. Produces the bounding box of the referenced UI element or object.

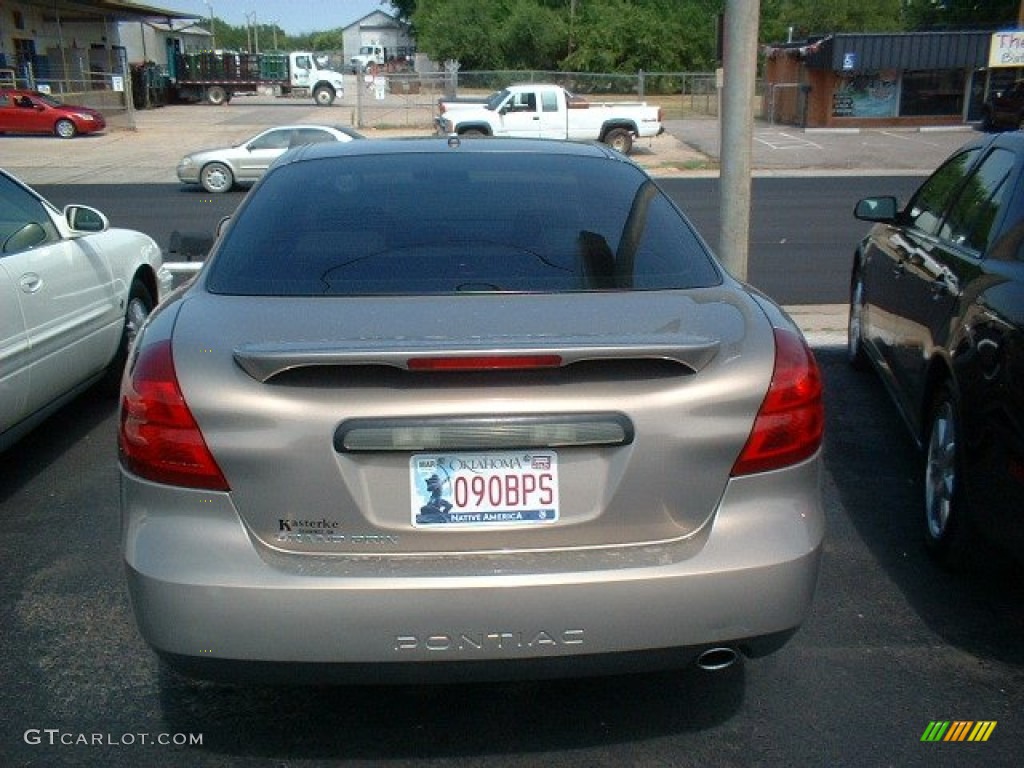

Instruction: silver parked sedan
[175,123,363,193]
[121,138,824,684]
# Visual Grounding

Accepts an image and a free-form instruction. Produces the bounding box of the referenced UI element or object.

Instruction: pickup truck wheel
[313,86,335,106]
[205,86,228,106]
[604,128,633,154]
[200,162,234,194]
[459,129,487,138]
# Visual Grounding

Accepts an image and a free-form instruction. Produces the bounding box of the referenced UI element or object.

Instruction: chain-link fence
[349,69,749,130]
[12,60,756,133]
[6,51,135,129]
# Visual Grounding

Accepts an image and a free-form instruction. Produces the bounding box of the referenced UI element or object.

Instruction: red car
[0,88,106,138]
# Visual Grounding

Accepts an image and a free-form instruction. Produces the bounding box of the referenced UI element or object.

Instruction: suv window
[906,148,980,236]
[206,153,722,296]
[940,147,1016,254]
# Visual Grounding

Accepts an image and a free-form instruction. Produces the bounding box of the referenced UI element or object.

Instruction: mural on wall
[832,71,898,118]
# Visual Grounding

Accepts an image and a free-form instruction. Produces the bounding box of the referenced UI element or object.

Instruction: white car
[1,168,170,451]
[176,124,364,193]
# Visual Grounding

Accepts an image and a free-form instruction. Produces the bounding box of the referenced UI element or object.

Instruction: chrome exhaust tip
[696,646,740,671]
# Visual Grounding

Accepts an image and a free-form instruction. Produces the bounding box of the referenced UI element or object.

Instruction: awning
[803,32,993,72]
[19,0,200,25]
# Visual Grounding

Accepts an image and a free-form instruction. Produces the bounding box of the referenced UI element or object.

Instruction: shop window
[900,70,965,117]
[831,72,897,118]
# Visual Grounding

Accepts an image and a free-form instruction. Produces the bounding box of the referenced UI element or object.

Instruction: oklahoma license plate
[410,452,559,528]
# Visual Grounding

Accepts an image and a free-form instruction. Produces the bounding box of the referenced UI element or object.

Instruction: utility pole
[204,1,215,49]
[568,0,577,56]
[718,0,760,281]
[244,11,258,54]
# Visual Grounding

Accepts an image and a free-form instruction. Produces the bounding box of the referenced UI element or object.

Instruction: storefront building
[763,30,1024,128]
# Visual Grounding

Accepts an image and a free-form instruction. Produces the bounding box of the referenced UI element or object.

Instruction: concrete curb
[784,304,848,347]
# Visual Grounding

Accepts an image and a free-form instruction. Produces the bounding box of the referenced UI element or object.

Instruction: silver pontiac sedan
[121,138,824,684]
[175,123,363,193]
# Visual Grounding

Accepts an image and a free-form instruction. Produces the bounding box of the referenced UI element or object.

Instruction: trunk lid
[171,289,773,555]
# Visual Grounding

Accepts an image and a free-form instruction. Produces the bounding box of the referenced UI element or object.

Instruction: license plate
[410,451,559,528]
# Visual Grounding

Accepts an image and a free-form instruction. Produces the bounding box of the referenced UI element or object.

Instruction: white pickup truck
[436,83,663,154]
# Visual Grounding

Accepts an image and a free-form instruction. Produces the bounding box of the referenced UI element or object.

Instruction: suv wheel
[847,267,869,370]
[923,383,971,568]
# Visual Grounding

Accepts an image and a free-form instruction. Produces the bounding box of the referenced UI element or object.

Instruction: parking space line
[755,131,823,150]
[877,130,946,147]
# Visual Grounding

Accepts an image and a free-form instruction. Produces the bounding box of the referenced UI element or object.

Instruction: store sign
[989,30,1024,67]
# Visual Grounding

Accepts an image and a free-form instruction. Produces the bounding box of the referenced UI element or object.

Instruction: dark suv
[982,80,1024,131]
[848,131,1024,569]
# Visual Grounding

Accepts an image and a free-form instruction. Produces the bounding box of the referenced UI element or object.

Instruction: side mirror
[65,205,109,233]
[853,196,898,223]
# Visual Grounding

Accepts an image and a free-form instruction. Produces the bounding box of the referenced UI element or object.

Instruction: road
[35,176,926,305]
[3,176,1022,767]
[3,347,1022,767]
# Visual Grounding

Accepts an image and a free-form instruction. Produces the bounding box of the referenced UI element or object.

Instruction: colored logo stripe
[921,721,996,742]
[968,721,997,742]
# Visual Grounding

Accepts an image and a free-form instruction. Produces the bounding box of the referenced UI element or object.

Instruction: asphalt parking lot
[0,93,981,186]
[667,117,977,175]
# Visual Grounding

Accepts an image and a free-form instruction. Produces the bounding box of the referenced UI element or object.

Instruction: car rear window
[205,152,722,296]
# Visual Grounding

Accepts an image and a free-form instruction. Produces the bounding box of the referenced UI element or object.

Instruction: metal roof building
[764,29,1013,128]
[803,31,992,72]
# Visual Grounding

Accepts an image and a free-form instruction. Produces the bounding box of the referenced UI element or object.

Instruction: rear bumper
[121,457,824,683]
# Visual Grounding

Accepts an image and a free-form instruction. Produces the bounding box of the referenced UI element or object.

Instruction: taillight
[408,354,562,372]
[731,329,823,476]
[119,339,229,491]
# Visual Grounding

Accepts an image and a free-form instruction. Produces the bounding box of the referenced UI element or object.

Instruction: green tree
[306,29,346,50]
[389,0,418,22]
[412,0,502,68]
[760,0,905,43]
[411,0,726,72]
[901,0,1018,29]
[497,0,567,69]
[561,0,722,72]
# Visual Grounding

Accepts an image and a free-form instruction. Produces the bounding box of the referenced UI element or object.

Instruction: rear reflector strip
[407,355,563,371]
[336,413,634,452]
